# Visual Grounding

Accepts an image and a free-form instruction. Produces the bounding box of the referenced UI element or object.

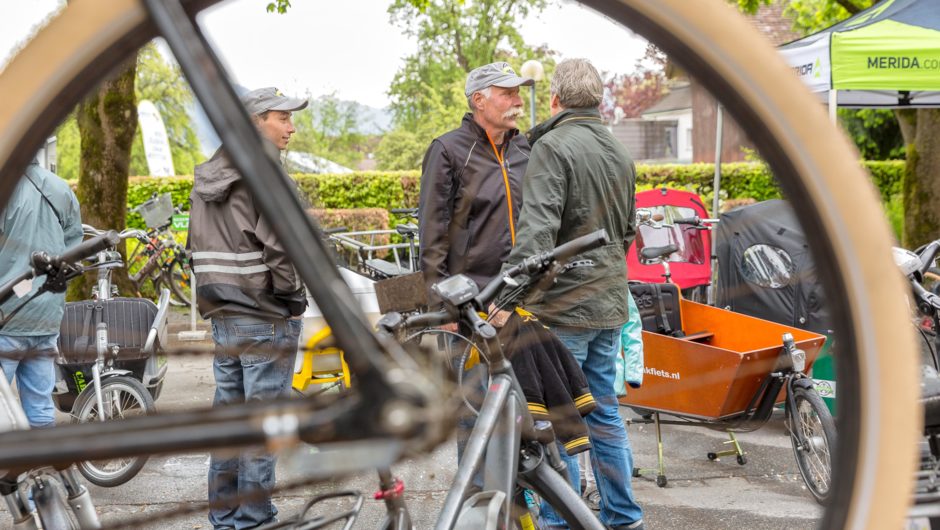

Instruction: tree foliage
[377,0,556,170]
[266,0,291,14]
[288,94,368,169]
[130,43,204,176]
[601,69,668,122]
[838,107,904,160]
[58,43,204,178]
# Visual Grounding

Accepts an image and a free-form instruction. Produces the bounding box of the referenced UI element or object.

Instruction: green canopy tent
[766,0,940,410]
[778,0,940,117]
[708,0,940,305]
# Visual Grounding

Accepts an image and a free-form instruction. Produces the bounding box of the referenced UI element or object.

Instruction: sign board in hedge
[171,214,189,231]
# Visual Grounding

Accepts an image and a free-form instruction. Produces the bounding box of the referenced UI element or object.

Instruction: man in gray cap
[418,62,532,468]
[189,86,308,530]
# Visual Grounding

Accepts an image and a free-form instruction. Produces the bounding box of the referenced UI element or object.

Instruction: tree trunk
[902,108,940,249]
[67,60,138,299]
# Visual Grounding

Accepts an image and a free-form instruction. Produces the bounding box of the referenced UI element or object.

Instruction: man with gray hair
[189,86,308,530]
[504,58,644,530]
[418,62,533,468]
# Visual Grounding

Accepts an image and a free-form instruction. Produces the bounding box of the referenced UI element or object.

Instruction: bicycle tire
[33,476,80,530]
[788,384,837,505]
[71,376,156,487]
[126,238,163,299]
[0,0,921,528]
[162,259,192,307]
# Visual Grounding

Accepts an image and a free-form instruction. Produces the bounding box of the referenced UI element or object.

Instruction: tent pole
[712,105,723,216]
[829,88,838,123]
[708,105,724,306]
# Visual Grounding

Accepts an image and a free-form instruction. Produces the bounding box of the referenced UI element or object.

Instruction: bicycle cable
[398,326,487,418]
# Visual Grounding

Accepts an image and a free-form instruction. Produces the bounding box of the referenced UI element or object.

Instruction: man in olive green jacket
[504,58,643,530]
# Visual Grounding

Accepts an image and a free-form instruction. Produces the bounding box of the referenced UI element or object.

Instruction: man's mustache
[503,107,524,120]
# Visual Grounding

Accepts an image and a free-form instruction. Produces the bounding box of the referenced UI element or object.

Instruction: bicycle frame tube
[435,374,513,530]
[519,448,603,530]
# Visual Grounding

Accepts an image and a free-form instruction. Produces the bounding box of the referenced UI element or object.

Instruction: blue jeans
[539,326,643,528]
[207,315,301,530]
[0,334,58,428]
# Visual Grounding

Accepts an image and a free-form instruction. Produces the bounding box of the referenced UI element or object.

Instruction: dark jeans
[207,315,301,530]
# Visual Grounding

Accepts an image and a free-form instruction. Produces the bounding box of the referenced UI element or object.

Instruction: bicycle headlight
[789,347,806,373]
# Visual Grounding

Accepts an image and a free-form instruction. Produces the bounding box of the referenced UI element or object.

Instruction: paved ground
[3,308,825,529]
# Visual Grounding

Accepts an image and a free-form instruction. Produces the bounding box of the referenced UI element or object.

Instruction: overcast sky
[1,0,649,109]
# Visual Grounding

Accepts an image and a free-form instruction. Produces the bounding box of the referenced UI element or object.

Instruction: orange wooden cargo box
[619,299,826,421]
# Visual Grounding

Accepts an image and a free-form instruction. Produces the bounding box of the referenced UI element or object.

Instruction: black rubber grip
[41,231,120,268]
[549,229,610,264]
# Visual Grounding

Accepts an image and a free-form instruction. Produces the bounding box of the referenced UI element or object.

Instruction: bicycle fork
[93,323,108,421]
[1,468,100,529]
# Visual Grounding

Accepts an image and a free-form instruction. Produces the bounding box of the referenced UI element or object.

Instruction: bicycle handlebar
[35,231,121,269]
[0,231,120,307]
[475,229,610,306]
[390,229,610,333]
[674,216,719,227]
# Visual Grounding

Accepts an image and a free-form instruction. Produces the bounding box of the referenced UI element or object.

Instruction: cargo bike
[621,257,835,505]
[52,226,169,487]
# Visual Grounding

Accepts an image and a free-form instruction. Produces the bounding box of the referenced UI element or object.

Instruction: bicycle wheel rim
[0,1,919,527]
[73,377,154,485]
[166,260,192,306]
[791,388,835,503]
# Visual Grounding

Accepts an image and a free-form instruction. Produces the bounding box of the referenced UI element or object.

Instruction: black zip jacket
[418,113,530,293]
[500,310,596,456]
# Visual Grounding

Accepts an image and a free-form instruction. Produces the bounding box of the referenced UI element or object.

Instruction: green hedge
[126,176,197,229]
[125,161,904,226]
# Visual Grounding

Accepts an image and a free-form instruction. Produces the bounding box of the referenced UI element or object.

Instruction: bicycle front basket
[134,192,174,229]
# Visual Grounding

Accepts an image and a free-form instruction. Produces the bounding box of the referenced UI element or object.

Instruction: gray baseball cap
[464,62,534,97]
[240,87,308,116]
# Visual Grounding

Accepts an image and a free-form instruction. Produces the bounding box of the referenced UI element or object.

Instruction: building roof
[284,151,353,174]
[642,83,692,115]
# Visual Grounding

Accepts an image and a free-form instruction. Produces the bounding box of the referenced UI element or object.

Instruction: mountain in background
[189,87,392,157]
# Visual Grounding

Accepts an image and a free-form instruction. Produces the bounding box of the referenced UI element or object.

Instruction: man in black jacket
[189,87,307,530]
[419,61,533,293]
[418,62,532,466]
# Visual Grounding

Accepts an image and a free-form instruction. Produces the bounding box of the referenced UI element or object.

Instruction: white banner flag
[138,100,175,177]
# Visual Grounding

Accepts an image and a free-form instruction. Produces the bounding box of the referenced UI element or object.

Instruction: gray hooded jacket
[188,146,306,320]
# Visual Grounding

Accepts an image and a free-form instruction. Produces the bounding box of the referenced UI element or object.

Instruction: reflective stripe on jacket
[188,145,306,319]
